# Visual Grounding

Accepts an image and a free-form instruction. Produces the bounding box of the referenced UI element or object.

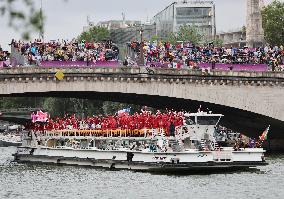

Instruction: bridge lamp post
[138,26,145,66]
[239,38,242,48]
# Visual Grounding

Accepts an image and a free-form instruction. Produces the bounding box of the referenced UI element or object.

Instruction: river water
[0,147,283,199]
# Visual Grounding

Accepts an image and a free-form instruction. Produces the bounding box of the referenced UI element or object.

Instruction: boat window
[197,116,220,125]
[185,116,196,125]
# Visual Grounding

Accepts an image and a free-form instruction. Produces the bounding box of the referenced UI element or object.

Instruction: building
[83,20,142,33]
[97,20,142,30]
[217,0,266,48]
[246,0,264,47]
[151,0,216,41]
[216,29,246,48]
[111,24,156,45]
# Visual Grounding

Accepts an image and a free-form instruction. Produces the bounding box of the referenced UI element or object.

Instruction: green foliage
[166,25,203,44]
[166,32,177,45]
[102,102,141,115]
[262,0,284,46]
[176,25,202,44]
[0,97,44,110]
[42,98,104,118]
[0,0,45,40]
[241,26,246,34]
[212,38,223,47]
[150,35,158,43]
[102,102,126,115]
[78,26,110,42]
[42,98,64,117]
[203,38,223,47]
[0,97,158,118]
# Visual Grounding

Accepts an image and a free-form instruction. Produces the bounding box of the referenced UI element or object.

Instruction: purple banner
[0,61,10,68]
[198,63,268,72]
[40,60,119,67]
[146,61,268,72]
[146,62,169,68]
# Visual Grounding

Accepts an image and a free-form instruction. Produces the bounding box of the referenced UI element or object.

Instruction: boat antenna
[198,105,202,113]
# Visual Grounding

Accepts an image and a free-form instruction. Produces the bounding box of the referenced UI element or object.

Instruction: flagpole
[268,125,271,152]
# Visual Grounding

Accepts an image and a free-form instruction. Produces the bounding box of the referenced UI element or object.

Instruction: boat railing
[175,125,192,140]
[41,128,168,139]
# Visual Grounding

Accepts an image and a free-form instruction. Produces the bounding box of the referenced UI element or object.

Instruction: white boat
[0,134,22,147]
[13,112,267,173]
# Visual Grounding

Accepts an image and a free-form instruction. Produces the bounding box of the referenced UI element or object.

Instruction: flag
[117,108,131,115]
[259,125,270,141]
[31,110,49,123]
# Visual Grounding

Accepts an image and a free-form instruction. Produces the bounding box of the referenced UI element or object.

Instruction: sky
[0,0,277,50]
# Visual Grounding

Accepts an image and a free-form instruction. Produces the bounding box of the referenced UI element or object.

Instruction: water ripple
[0,147,283,199]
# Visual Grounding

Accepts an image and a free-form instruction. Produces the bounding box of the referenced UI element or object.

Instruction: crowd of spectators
[127,41,284,70]
[0,45,10,61]
[11,39,119,65]
[26,109,184,135]
[2,39,284,71]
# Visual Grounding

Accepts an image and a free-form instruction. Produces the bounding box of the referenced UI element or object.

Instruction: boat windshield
[196,116,221,125]
[185,116,196,125]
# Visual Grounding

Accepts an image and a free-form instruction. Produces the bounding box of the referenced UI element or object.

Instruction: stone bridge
[0,67,284,150]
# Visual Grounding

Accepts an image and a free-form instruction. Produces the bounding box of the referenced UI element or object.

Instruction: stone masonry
[246,0,265,47]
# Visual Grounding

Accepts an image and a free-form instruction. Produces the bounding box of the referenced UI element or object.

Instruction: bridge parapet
[1,67,283,88]
[1,66,284,77]
[0,66,201,76]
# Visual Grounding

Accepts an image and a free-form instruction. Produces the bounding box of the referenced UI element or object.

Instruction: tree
[166,32,177,45]
[42,98,63,117]
[262,0,284,46]
[78,26,110,42]
[241,26,246,35]
[42,98,105,118]
[0,0,45,40]
[102,102,142,115]
[176,25,202,44]
[0,97,44,109]
[212,38,223,47]
[150,35,158,43]
[165,25,203,44]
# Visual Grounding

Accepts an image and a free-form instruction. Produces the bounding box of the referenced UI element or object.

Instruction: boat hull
[13,147,267,173]
[0,139,22,147]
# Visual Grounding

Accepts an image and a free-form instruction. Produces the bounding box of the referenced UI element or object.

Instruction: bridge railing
[0,108,41,113]
[1,66,284,79]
